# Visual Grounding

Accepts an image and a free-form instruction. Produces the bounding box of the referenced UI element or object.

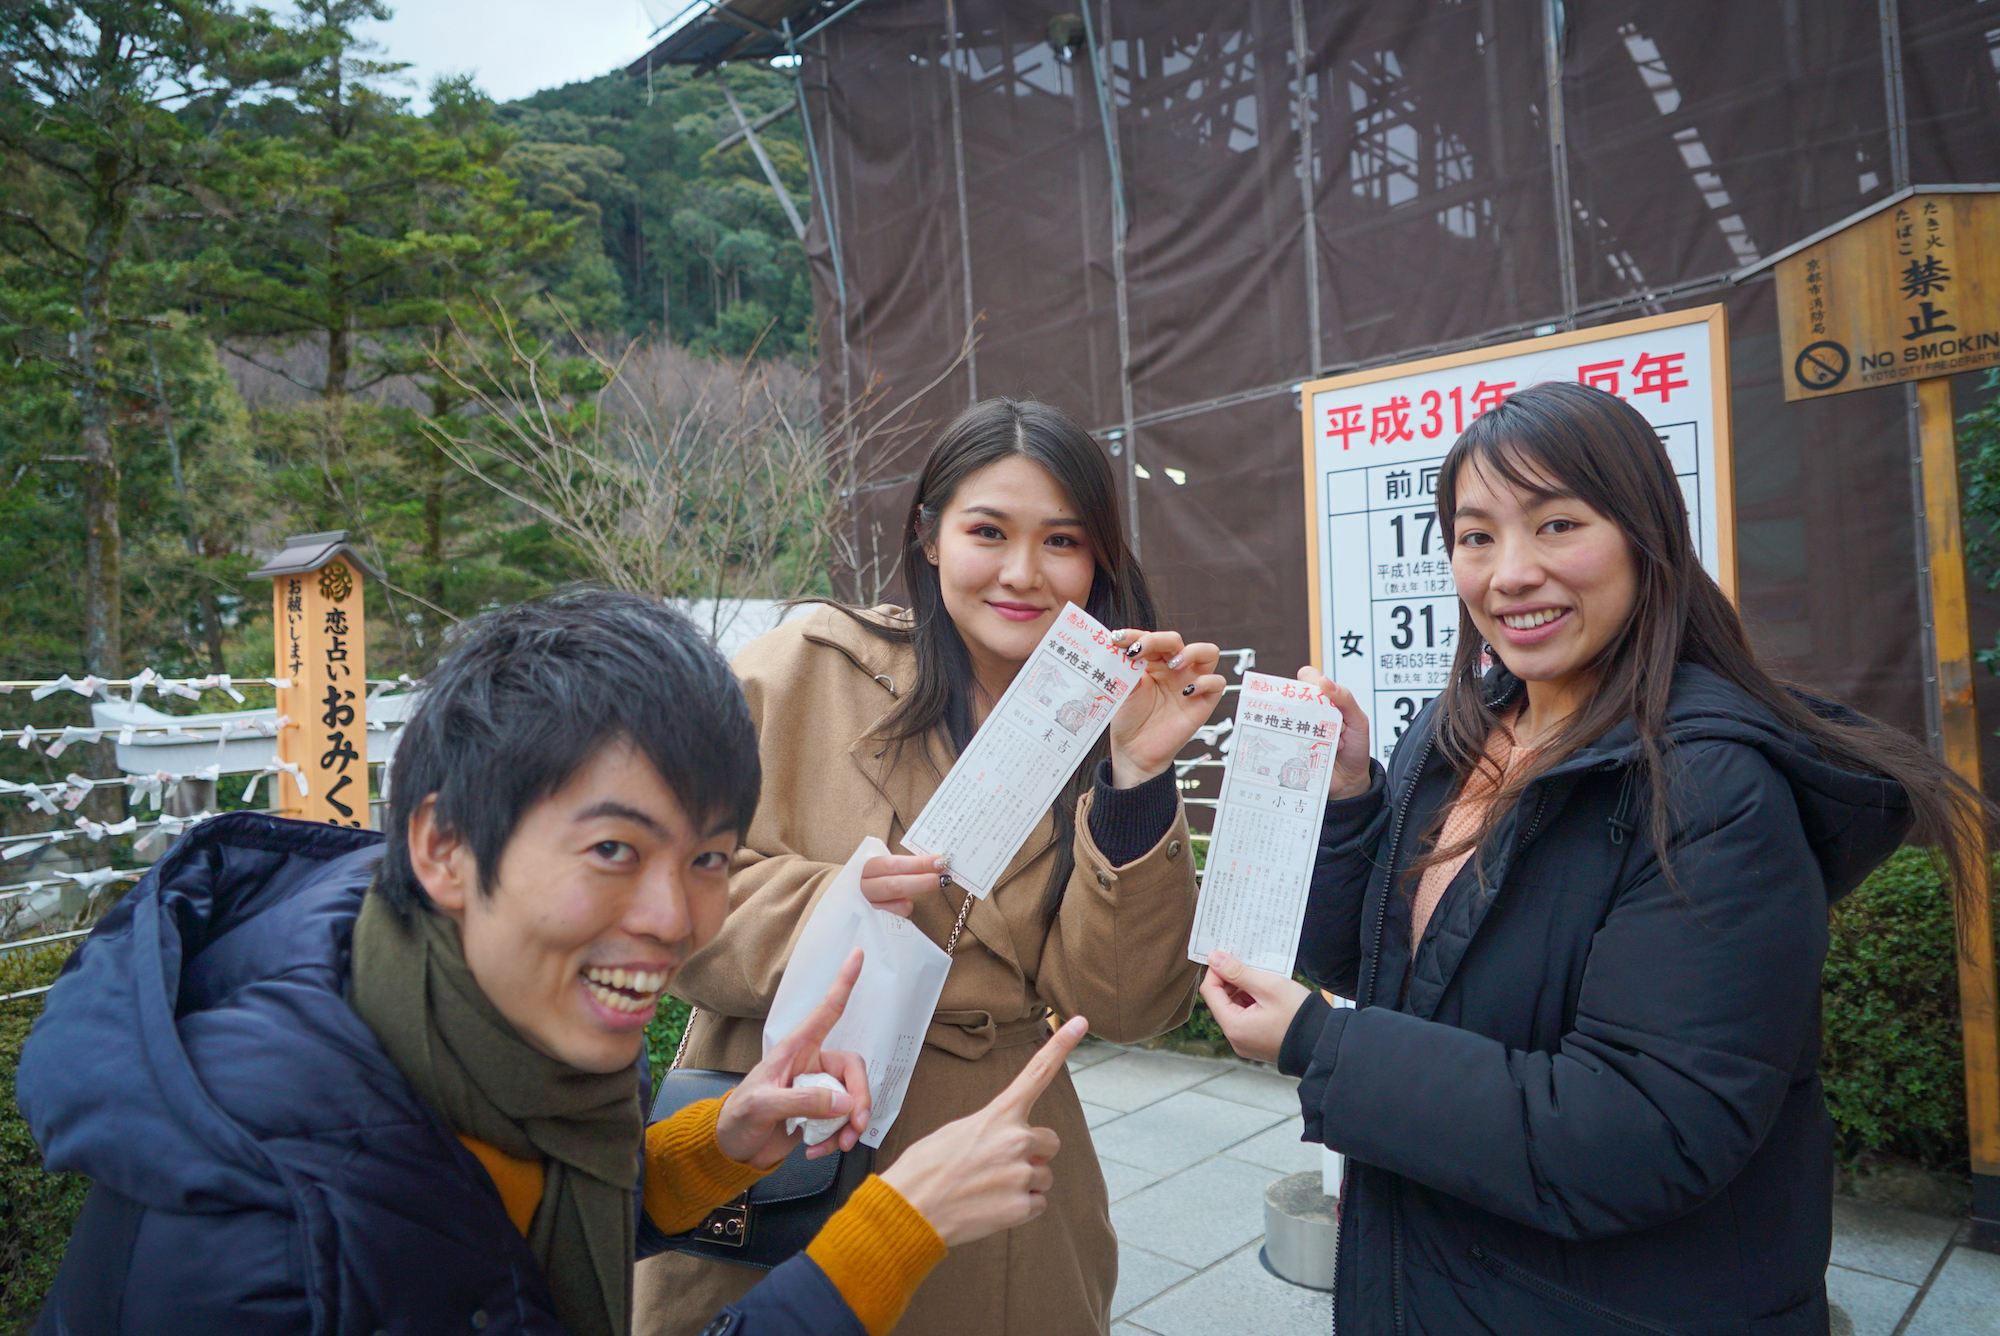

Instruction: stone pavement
[1066,1038,2000,1336]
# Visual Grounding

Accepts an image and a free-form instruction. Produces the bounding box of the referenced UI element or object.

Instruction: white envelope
[763,836,952,1148]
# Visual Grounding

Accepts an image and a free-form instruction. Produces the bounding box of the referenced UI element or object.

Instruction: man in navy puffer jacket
[19,590,1080,1336]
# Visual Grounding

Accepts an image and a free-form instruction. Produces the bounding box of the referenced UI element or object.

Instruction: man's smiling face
[413,742,737,1074]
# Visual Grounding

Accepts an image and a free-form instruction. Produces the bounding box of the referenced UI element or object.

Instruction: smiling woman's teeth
[583,966,666,1013]
[1502,609,1564,630]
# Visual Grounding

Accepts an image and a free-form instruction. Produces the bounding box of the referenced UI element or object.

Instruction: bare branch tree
[421,308,971,632]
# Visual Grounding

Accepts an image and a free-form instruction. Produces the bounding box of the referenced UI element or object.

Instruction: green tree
[498,61,815,350]
[196,3,566,403]
[0,0,296,673]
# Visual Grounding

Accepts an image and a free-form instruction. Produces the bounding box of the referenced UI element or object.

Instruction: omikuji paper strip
[1188,672,1342,974]
[902,603,1143,899]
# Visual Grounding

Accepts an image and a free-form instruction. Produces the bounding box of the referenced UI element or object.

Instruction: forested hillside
[0,0,818,683]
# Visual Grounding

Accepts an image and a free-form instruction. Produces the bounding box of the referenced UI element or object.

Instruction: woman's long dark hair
[819,397,1157,923]
[1423,380,1990,922]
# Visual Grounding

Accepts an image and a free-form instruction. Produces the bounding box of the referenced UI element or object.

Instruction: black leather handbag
[649,1064,874,1271]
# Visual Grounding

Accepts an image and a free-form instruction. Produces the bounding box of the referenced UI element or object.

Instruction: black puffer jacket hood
[1511,661,1909,904]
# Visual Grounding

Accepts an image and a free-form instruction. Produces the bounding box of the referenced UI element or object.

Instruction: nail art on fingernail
[1167,654,1184,669]
[1182,684,1196,696]
[939,873,954,889]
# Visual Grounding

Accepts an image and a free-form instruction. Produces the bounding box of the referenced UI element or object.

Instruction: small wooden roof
[247,530,383,581]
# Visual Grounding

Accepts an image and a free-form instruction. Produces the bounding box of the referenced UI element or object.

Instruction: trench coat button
[471,1310,489,1330]
[1095,869,1111,887]
[1167,840,1182,861]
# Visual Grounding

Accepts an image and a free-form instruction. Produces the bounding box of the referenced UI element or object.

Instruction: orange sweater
[459,1096,944,1336]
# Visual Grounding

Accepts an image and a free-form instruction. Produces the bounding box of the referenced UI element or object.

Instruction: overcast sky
[355,0,671,110]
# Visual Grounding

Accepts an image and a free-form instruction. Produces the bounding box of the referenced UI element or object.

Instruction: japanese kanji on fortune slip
[1299,305,1737,764]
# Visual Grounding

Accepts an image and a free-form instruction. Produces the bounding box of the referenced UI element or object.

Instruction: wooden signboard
[1776,191,2000,399]
[249,532,375,828]
[1762,185,2000,1250]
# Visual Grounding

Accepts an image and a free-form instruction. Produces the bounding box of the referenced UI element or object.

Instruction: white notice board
[1300,306,1735,765]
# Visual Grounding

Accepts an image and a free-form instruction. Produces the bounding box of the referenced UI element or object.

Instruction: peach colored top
[1410,729,1537,948]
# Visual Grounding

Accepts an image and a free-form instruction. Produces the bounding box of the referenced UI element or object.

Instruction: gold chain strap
[672,875,974,1072]
[943,883,975,955]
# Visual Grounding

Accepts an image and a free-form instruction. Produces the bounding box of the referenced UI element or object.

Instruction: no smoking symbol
[1794,340,1850,391]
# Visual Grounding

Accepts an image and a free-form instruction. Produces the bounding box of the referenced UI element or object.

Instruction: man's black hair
[377,587,761,915]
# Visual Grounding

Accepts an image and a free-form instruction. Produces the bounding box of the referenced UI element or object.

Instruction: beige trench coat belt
[925,1008,1055,1061]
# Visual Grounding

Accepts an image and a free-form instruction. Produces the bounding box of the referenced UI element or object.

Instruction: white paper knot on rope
[242,761,307,805]
[187,673,246,703]
[366,674,417,701]
[74,815,138,842]
[46,726,103,759]
[55,867,137,894]
[128,771,171,809]
[59,773,99,811]
[30,674,105,702]
[0,779,62,817]
[126,667,158,698]
[135,810,216,853]
[153,676,203,702]
[0,831,70,861]
[16,725,37,752]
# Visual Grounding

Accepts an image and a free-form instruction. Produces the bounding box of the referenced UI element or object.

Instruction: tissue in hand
[786,1071,849,1146]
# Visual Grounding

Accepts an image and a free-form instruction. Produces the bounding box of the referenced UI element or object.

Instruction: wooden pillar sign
[247,531,379,828]
[1766,185,2000,1250]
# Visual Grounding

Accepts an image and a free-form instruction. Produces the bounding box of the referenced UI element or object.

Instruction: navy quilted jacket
[18,813,860,1336]
[1285,665,1911,1336]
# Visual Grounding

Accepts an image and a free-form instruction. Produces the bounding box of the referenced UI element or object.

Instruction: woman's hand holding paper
[1199,950,1311,1066]
[717,948,873,1166]
[1297,665,1374,801]
[1106,629,1227,789]
[859,853,950,917]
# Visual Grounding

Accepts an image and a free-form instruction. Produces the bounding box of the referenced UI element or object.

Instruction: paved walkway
[1065,1039,2000,1336]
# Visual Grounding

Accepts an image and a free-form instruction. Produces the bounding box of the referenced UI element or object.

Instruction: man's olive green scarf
[350,887,642,1336]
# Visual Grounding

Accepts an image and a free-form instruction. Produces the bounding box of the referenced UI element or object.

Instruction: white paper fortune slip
[1187,672,1342,975]
[902,603,1143,899]
[764,837,952,1148]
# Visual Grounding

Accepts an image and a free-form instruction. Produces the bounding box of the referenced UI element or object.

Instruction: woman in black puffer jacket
[1203,381,1988,1336]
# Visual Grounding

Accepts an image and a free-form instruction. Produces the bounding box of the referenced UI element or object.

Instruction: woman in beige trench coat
[635,399,1221,1336]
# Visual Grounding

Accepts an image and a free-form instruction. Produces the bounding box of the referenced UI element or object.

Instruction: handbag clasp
[694,1195,751,1248]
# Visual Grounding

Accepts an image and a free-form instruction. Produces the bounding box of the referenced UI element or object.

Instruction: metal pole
[943,0,978,403]
[714,68,808,242]
[1289,0,1321,378]
[796,0,874,47]
[1082,0,1139,554]
[1541,0,1578,327]
[1879,0,1910,192]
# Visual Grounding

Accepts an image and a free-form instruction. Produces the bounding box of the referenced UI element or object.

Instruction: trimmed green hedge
[1,943,86,1332]
[1821,848,1986,1173]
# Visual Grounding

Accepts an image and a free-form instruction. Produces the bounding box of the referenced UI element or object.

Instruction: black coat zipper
[1468,1246,1679,1336]
[1363,733,1435,1009]
[1355,719,1555,1336]
[1362,736,1433,1336]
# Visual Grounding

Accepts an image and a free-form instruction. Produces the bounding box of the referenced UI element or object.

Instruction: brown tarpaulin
[797,0,2000,796]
